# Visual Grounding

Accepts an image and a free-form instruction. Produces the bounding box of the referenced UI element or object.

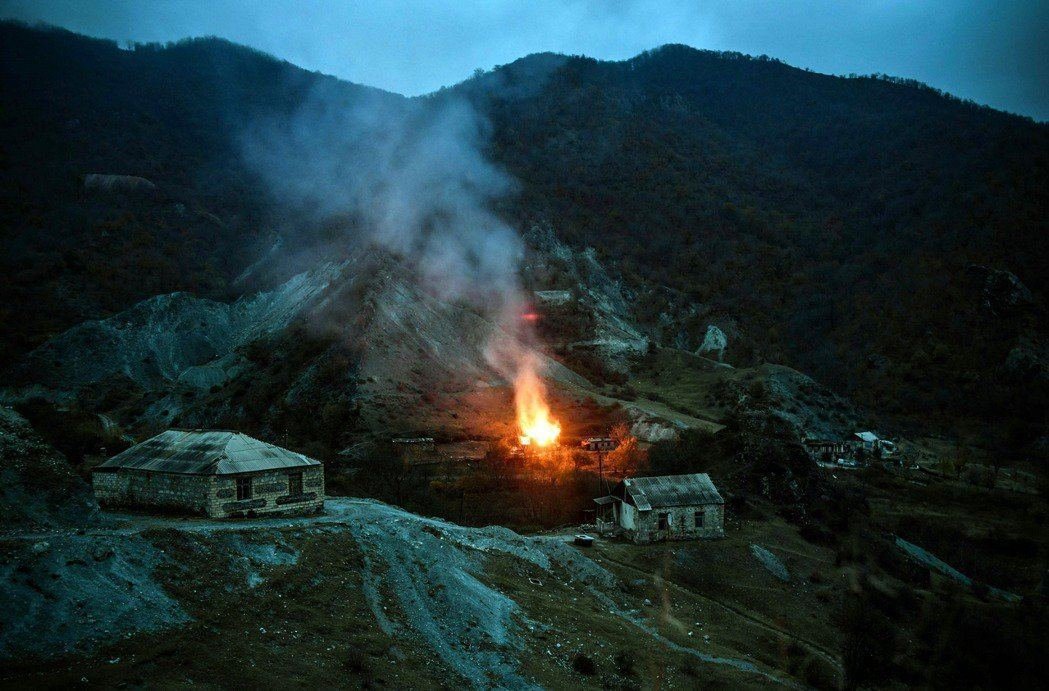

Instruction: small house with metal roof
[92,429,324,518]
[595,473,725,543]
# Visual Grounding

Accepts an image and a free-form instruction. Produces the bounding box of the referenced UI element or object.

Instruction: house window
[236,476,252,501]
[657,512,670,530]
[695,510,706,528]
[288,471,303,496]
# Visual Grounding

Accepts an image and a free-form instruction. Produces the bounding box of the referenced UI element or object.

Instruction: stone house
[391,437,436,464]
[92,429,324,518]
[595,473,725,543]
[852,431,897,457]
[803,438,850,463]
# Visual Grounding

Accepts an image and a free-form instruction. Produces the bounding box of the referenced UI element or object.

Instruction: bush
[614,650,637,677]
[344,645,370,674]
[571,652,597,675]
[646,428,720,475]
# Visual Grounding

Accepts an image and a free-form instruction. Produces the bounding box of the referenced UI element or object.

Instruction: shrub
[614,650,637,677]
[571,652,597,675]
[344,645,370,674]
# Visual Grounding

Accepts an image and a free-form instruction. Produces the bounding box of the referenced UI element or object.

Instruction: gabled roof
[96,429,320,475]
[854,431,880,443]
[614,473,723,510]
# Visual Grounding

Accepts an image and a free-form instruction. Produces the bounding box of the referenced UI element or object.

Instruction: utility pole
[581,437,619,496]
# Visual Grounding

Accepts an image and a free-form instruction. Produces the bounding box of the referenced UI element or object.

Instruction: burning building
[92,429,324,518]
[595,473,725,543]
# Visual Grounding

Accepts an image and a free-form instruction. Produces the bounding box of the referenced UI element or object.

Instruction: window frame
[288,471,303,496]
[694,509,706,528]
[236,476,253,501]
[657,512,670,530]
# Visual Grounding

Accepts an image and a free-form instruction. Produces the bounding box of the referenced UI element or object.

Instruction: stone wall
[92,465,324,518]
[208,466,324,518]
[623,503,724,544]
[93,469,212,515]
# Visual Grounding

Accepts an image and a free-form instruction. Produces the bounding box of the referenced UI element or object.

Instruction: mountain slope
[1,23,1046,437]
[459,46,1048,431]
[0,22,402,366]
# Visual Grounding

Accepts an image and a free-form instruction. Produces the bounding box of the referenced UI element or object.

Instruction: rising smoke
[240,80,547,400]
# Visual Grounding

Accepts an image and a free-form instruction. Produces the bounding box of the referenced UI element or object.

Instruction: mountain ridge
[1,21,1046,440]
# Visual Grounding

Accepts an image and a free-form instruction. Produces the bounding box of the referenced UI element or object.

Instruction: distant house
[92,430,324,518]
[852,431,896,456]
[392,437,437,464]
[533,290,573,306]
[436,440,490,463]
[803,438,849,462]
[595,473,725,543]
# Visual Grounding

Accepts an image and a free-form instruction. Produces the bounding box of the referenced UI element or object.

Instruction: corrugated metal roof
[620,473,723,510]
[97,429,320,475]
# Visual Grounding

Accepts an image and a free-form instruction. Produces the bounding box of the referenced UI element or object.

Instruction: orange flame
[514,361,560,447]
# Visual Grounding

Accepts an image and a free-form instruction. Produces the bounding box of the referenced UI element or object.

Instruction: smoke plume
[240,80,545,405]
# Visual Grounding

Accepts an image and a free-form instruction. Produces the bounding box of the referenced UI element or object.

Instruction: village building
[803,438,850,463]
[391,437,437,463]
[92,429,324,518]
[435,440,490,464]
[852,431,897,457]
[595,473,725,543]
[533,289,573,306]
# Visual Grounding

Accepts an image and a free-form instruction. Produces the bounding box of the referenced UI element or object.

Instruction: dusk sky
[2,0,1046,121]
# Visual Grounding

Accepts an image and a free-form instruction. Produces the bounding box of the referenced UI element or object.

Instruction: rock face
[10,263,344,393]
[1005,339,1049,383]
[697,325,729,361]
[4,246,602,437]
[525,225,648,370]
[82,173,156,193]
[730,364,859,442]
[750,544,789,582]
[0,407,97,529]
[629,415,683,443]
[969,265,1035,317]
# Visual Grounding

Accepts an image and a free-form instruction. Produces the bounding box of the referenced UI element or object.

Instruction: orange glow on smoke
[515,363,561,448]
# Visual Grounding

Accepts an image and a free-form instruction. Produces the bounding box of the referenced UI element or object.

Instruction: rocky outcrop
[697,325,728,361]
[10,263,344,393]
[750,544,789,582]
[729,364,859,441]
[1004,338,1049,383]
[0,407,97,529]
[525,225,648,369]
[968,265,1035,317]
[82,173,156,193]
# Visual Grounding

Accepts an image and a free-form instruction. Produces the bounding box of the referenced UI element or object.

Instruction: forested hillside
[463,46,1047,433]
[0,23,396,362]
[2,23,1046,438]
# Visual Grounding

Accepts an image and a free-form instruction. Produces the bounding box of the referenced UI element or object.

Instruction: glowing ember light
[520,312,540,322]
[515,361,561,448]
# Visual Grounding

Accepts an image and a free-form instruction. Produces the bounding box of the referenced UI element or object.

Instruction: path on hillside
[0,497,378,541]
[595,549,844,681]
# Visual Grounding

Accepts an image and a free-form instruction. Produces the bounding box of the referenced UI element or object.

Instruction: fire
[514,361,561,448]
